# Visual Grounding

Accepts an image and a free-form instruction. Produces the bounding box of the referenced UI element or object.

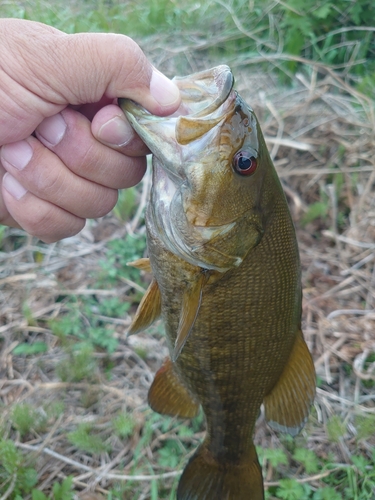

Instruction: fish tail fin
[177,443,264,500]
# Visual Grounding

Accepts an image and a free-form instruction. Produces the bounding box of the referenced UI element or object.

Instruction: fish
[120,65,316,500]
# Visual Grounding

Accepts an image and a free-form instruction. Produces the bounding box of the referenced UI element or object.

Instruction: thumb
[48,32,181,114]
[0,19,180,143]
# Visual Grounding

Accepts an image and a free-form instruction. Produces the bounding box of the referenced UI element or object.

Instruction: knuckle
[34,166,63,197]
[111,36,151,89]
[28,214,86,243]
[25,209,85,242]
[22,206,57,236]
[92,189,118,218]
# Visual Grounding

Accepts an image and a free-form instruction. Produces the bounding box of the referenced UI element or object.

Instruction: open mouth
[172,65,234,118]
[120,65,234,137]
[119,66,235,184]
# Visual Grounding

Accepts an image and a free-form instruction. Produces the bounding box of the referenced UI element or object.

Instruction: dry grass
[1,56,375,498]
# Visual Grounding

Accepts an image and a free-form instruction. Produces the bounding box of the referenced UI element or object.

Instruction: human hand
[0,19,181,242]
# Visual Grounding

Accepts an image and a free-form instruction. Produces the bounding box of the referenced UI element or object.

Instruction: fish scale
[121,65,316,499]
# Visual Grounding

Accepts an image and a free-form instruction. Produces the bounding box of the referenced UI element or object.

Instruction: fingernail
[3,173,27,200]
[1,141,33,170]
[150,69,180,107]
[98,115,135,147]
[36,113,67,146]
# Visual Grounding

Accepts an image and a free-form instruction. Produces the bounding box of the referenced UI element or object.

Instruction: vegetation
[1,0,375,498]
[2,0,375,85]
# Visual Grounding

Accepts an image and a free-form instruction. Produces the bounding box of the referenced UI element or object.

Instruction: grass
[1,0,375,498]
[2,0,375,84]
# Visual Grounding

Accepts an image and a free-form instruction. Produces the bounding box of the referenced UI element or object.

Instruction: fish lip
[120,65,234,121]
[173,65,234,119]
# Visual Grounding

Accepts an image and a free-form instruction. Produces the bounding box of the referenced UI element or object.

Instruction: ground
[1,39,375,500]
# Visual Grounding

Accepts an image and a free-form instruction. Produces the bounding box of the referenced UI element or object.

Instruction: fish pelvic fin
[127,257,152,272]
[177,443,264,500]
[148,358,199,418]
[128,279,161,335]
[172,271,207,362]
[264,329,316,436]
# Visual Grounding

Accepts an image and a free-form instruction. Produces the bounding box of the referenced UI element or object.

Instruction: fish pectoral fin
[127,257,152,272]
[173,272,207,362]
[195,242,250,270]
[148,358,199,418]
[263,330,316,436]
[128,279,161,335]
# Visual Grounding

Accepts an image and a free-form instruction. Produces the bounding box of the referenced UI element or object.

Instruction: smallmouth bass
[120,66,316,500]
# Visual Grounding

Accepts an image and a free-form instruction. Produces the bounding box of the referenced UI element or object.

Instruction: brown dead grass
[1,57,375,498]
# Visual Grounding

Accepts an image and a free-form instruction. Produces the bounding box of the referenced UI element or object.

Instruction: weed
[32,476,74,500]
[177,424,194,439]
[355,414,375,441]
[47,401,65,420]
[12,341,48,356]
[326,415,347,443]
[0,439,38,498]
[56,342,97,382]
[157,440,183,468]
[50,298,119,354]
[312,487,342,500]
[275,478,311,499]
[112,413,137,439]
[49,302,82,340]
[98,296,131,318]
[134,346,148,359]
[11,404,47,437]
[302,199,330,227]
[22,301,37,327]
[361,352,375,389]
[261,447,289,468]
[67,423,109,455]
[113,187,138,222]
[293,447,319,474]
[98,234,147,286]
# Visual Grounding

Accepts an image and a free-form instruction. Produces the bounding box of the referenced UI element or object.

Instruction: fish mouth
[119,65,235,181]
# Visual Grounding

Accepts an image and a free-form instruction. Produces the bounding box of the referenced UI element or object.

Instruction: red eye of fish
[233,151,258,176]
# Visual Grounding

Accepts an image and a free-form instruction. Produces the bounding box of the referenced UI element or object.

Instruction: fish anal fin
[177,443,264,500]
[173,272,207,362]
[148,358,199,418]
[128,279,161,335]
[264,330,316,436]
[127,257,152,273]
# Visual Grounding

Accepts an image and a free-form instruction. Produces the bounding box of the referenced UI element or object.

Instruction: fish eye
[233,150,258,176]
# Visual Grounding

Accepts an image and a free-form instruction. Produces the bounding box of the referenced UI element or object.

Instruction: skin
[0,18,181,242]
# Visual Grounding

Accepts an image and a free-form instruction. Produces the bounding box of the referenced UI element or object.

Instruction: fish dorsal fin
[148,357,199,418]
[128,279,161,335]
[263,330,316,436]
[127,257,152,273]
[172,272,207,362]
[176,115,224,145]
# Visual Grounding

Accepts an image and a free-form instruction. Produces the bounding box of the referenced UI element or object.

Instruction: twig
[322,231,375,249]
[15,443,181,481]
[128,170,151,234]
[0,474,17,500]
[327,309,375,319]
[264,136,313,151]
[264,99,284,160]
[264,467,340,487]
[0,273,37,285]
